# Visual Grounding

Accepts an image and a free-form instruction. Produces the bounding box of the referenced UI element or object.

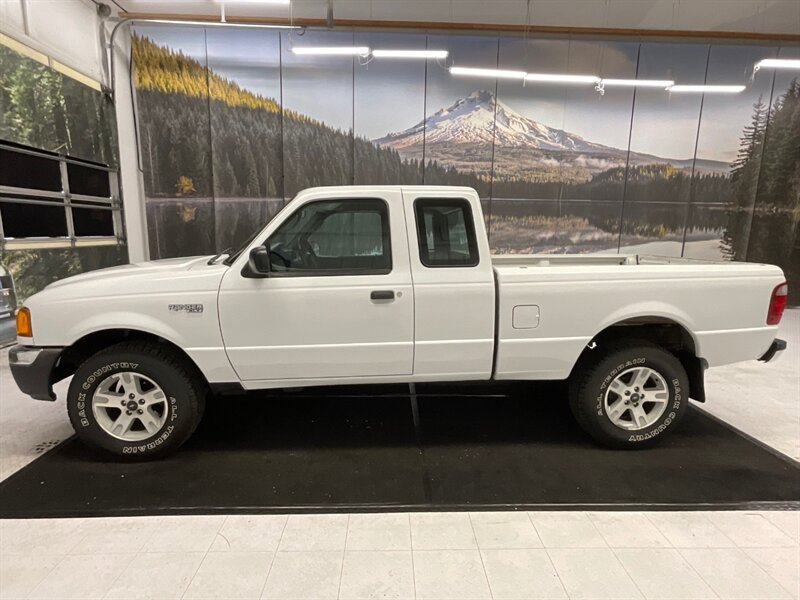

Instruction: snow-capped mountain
[373,90,614,154]
[372,89,728,176]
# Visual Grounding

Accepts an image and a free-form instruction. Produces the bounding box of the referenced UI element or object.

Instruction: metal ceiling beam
[115,11,800,42]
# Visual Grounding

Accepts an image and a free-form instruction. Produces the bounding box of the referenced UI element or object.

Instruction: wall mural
[0,45,117,166]
[132,27,799,301]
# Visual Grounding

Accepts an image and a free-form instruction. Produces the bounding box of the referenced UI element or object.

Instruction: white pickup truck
[10,186,788,459]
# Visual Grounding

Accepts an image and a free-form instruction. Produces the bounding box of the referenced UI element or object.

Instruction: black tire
[569,340,689,449]
[67,341,206,460]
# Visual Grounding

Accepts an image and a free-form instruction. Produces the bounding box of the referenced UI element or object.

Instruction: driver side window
[266,199,392,275]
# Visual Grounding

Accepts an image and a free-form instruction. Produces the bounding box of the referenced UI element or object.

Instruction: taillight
[767,282,788,325]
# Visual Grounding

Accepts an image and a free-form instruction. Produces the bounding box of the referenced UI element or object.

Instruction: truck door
[218,190,414,382]
[402,190,496,379]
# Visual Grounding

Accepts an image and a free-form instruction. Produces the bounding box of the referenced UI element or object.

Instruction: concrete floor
[0,350,72,481]
[0,310,797,599]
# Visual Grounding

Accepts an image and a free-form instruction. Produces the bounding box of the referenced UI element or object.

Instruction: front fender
[62,312,188,349]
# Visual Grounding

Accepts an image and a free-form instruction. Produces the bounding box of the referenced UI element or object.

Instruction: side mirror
[247,246,271,277]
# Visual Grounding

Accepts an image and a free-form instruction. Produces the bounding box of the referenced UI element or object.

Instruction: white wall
[0,0,105,82]
[110,25,149,263]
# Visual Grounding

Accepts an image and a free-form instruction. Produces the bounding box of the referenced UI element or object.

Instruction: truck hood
[22,255,229,348]
[45,256,217,291]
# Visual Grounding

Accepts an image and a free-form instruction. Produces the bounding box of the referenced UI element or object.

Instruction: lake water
[145,196,727,260]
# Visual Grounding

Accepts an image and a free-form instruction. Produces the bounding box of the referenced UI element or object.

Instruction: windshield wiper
[207,247,235,265]
[223,230,262,266]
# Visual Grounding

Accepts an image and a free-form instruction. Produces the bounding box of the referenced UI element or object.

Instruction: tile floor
[0,511,797,599]
[0,311,797,599]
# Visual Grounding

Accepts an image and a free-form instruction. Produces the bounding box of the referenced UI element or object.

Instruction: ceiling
[110,0,800,36]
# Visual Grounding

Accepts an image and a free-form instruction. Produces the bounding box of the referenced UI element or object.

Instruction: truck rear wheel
[66,341,206,460]
[569,340,689,449]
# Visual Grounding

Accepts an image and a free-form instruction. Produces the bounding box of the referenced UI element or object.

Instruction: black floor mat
[1,383,798,517]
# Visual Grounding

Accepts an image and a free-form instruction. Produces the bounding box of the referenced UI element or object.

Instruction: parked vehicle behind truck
[9,186,788,458]
[0,266,18,347]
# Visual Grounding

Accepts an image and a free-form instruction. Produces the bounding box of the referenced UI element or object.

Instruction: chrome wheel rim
[603,366,670,431]
[91,372,168,441]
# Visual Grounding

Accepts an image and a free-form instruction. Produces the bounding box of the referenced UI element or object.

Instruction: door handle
[370,290,395,301]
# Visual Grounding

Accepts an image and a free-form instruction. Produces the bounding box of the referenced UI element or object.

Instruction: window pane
[72,206,115,236]
[267,199,391,274]
[0,202,68,237]
[415,198,479,267]
[68,163,111,198]
[308,212,384,257]
[0,148,61,192]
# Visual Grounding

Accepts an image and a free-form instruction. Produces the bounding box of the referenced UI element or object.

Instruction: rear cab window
[414,198,479,267]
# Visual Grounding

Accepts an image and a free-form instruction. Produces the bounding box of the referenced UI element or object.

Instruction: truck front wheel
[66,341,206,459]
[569,340,689,449]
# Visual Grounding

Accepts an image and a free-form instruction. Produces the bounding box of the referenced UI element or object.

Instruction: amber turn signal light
[16,307,32,337]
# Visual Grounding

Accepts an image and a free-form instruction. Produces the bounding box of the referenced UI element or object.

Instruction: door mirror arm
[244,246,271,278]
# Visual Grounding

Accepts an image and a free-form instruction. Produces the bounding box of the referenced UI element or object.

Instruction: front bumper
[758,338,787,363]
[8,345,64,401]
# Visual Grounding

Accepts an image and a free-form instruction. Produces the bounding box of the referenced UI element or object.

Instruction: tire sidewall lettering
[169,397,178,422]
[628,410,677,442]
[121,425,175,454]
[81,362,139,391]
[76,391,90,427]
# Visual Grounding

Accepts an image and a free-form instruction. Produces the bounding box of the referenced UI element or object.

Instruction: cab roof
[297,185,479,196]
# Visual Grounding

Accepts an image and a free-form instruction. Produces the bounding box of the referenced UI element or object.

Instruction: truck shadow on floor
[193,381,573,451]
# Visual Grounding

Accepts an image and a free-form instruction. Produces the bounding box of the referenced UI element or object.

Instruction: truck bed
[490,253,784,381]
[491,253,728,268]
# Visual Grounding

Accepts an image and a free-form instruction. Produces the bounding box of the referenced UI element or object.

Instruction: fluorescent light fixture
[449,66,526,79]
[212,0,291,4]
[668,84,746,93]
[292,46,370,56]
[755,58,800,70]
[144,19,298,29]
[525,73,599,84]
[372,49,448,59]
[600,78,675,88]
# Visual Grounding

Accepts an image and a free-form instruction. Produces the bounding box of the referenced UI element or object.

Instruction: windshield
[222,197,297,265]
